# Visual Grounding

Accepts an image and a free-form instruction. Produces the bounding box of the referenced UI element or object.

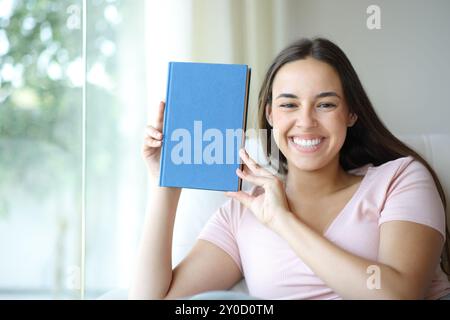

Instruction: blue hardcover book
[159,61,251,191]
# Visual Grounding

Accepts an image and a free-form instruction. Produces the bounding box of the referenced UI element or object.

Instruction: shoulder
[357,156,443,215]
[373,157,445,214]
[361,155,432,184]
[369,156,434,187]
[373,157,447,239]
[372,155,416,173]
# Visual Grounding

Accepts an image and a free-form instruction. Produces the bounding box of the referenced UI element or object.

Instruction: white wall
[278,0,450,135]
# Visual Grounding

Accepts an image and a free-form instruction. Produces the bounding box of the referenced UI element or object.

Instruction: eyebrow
[275,91,341,100]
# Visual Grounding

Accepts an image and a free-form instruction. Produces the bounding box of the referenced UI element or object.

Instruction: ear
[265,104,273,127]
[347,113,358,127]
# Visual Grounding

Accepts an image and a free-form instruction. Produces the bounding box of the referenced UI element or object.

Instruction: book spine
[238,67,251,192]
[159,62,174,187]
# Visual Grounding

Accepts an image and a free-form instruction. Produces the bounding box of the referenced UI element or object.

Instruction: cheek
[271,111,292,130]
[270,113,292,145]
[325,116,349,147]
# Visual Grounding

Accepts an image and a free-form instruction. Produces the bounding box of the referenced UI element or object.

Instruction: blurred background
[0,0,449,299]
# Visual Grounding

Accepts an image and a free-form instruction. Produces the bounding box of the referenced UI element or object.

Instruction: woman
[130,38,450,300]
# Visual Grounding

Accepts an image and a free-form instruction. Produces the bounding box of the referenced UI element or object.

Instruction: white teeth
[292,137,322,147]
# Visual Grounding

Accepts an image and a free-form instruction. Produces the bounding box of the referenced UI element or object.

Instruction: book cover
[159,61,251,191]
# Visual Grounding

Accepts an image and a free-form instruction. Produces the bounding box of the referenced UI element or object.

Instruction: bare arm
[128,184,181,299]
[129,101,242,299]
[165,240,242,299]
[129,183,242,300]
[277,213,444,299]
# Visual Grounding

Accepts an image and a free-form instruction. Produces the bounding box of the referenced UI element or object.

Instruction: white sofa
[100,133,450,299]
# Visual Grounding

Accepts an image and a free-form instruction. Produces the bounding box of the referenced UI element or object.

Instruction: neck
[284,155,351,201]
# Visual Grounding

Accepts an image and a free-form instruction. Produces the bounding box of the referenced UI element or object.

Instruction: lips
[291,137,323,147]
[288,135,326,153]
[288,134,325,140]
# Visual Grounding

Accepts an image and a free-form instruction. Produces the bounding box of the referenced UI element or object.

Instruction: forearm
[277,212,421,299]
[129,182,181,299]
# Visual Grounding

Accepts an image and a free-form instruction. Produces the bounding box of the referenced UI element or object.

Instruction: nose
[295,106,318,128]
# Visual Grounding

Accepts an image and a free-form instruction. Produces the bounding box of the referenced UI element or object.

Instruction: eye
[279,103,297,109]
[317,103,336,109]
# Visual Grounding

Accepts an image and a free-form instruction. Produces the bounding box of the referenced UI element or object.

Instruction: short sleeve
[197,198,243,272]
[379,159,446,239]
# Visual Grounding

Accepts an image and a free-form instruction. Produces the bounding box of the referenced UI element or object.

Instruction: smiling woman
[267,57,357,172]
[249,37,450,298]
[130,37,450,300]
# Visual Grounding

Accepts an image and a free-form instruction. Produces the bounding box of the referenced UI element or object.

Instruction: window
[0,0,83,299]
[0,0,149,299]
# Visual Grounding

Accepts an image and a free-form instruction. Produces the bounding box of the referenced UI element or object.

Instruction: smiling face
[266,57,357,172]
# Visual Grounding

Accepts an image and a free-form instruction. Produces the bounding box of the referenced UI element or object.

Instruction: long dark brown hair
[257,37,449,276]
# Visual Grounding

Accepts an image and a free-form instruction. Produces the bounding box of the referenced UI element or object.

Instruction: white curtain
[144,0,290,131]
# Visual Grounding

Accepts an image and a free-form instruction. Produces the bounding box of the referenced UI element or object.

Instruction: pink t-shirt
[198,156,450,300]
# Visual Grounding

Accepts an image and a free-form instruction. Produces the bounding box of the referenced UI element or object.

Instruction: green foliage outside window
[0,0,121,218]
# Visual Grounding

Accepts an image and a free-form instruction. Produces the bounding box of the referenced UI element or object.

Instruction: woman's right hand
[142,101,165,180]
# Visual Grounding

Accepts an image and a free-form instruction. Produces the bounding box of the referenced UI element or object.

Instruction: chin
[288,158,329,172]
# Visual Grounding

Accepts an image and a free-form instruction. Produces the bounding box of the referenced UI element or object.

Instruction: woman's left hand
[225,148,293,233]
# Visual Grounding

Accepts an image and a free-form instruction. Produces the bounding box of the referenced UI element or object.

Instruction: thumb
[225,191,253,209]
[153,101,165,131]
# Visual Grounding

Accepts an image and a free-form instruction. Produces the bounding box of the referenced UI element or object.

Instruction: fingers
[144,101,165,149]
[236,166,269,187]
[145,137,162,148]
[225,191,253,208]
[154,101,165,131]
[144,125,163,147]
[145,125,163,140]
[238,148,271,177]
[236,148,278,188]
